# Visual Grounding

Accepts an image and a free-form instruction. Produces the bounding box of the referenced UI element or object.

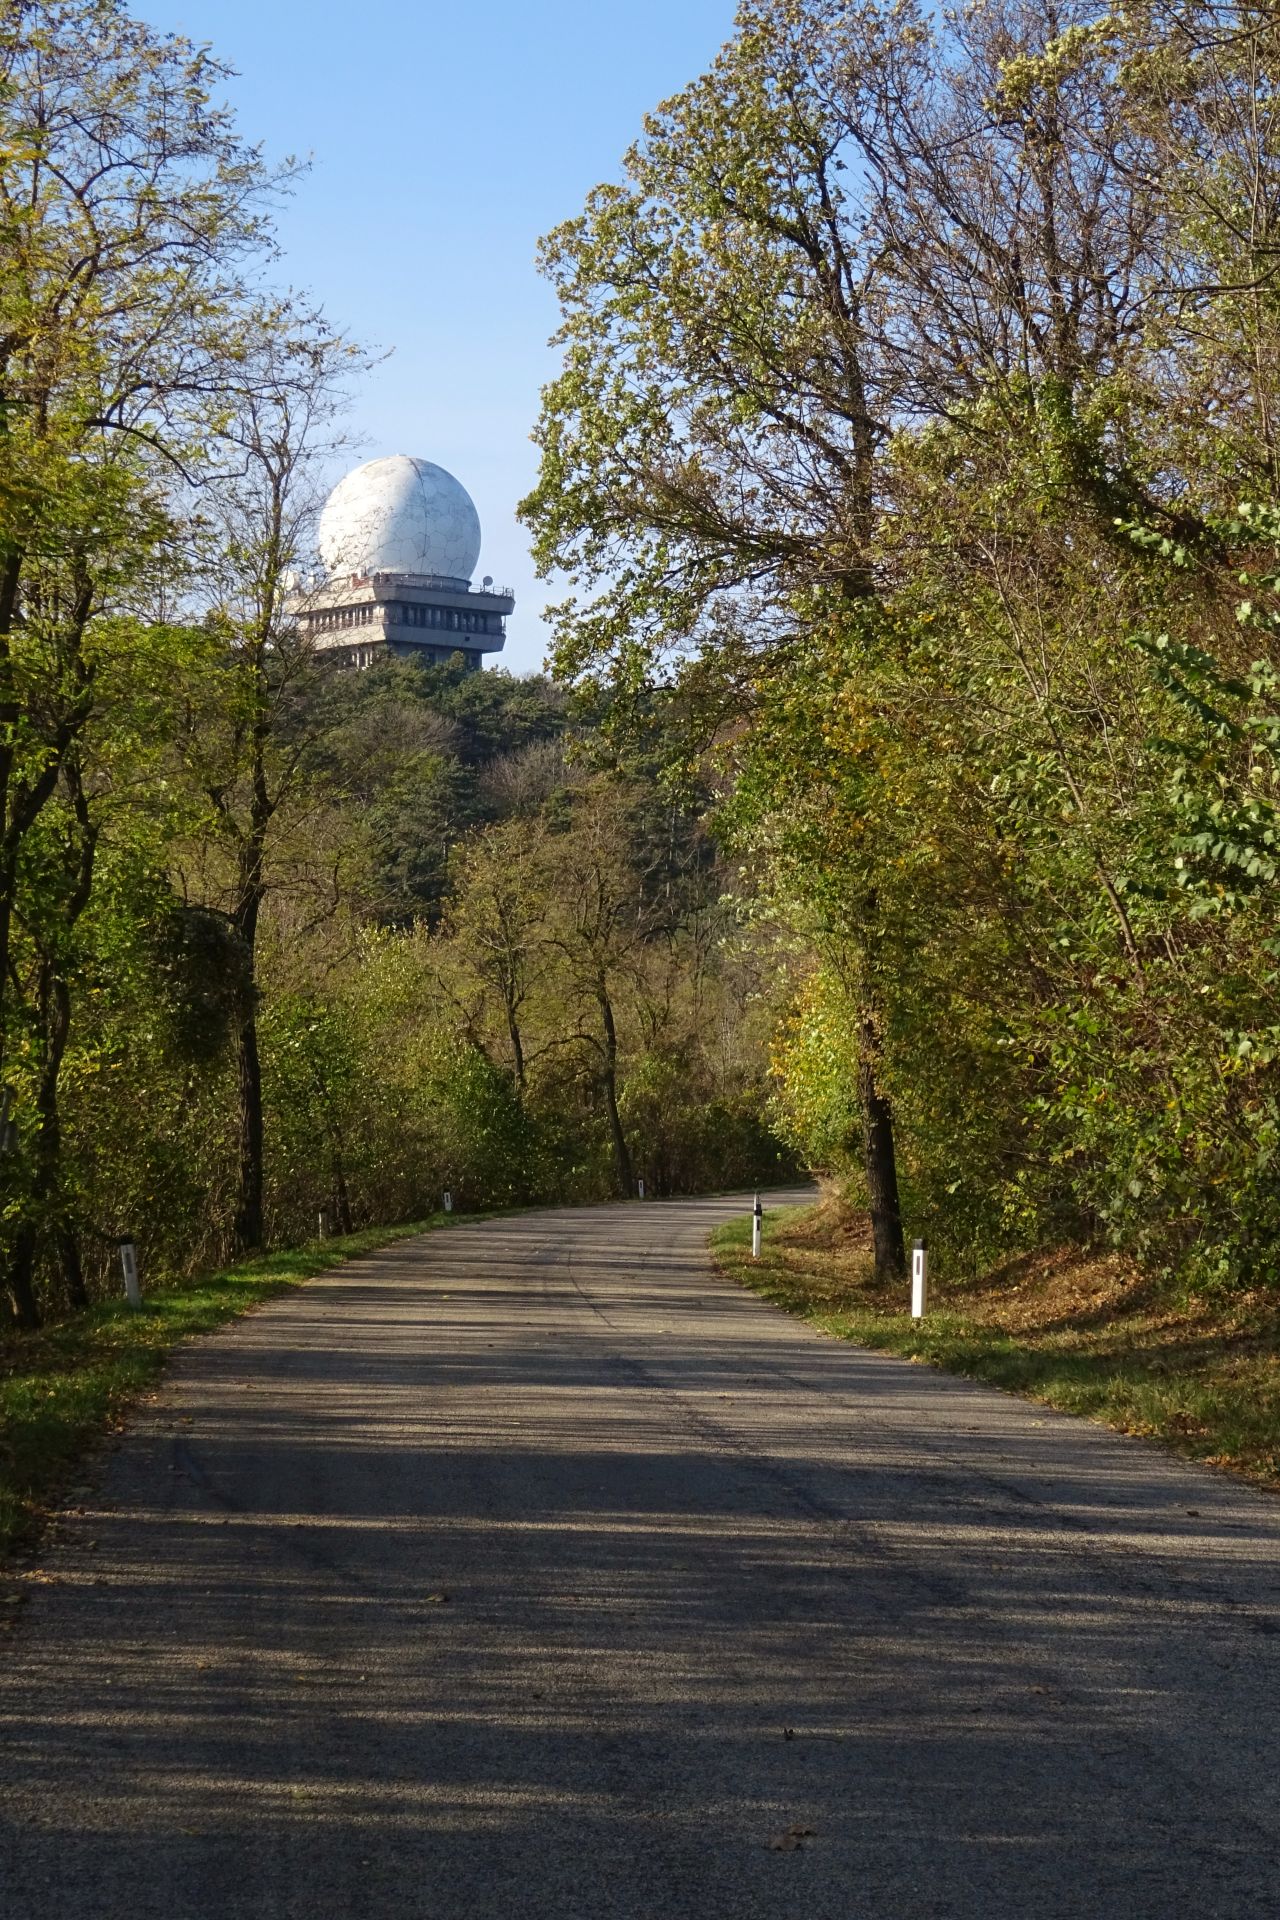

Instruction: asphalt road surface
[3,1192,1280,1919]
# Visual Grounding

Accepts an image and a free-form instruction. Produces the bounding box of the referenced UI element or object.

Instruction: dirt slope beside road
[2,1191,1279,1919]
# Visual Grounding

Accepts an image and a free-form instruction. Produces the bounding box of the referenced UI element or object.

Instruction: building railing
[341,570,515,597]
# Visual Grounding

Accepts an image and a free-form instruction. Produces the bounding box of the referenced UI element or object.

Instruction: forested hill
[303,658,573,928]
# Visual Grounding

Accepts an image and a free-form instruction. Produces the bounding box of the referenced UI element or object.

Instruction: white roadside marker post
[911,1238,928,1319]
[317,1210,327,1240]
[637,1177,645,1200]
[119,1237,141,1311]
[443,1190,453,1214]
[752,1192,763,1261]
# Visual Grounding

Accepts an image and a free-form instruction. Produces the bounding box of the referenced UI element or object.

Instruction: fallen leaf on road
[768,1826,816,1852]
[425,1592,450,1605]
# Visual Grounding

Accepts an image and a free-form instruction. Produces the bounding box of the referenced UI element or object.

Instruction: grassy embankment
[713,1198,1280,1490]
[0,1217,451,1569]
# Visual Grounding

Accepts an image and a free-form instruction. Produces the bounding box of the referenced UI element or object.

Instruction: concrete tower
[299,455,514,671]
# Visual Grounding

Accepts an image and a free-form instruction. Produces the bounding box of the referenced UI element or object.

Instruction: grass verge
[0,1217,450,1569]
[713,1199,1280,1492]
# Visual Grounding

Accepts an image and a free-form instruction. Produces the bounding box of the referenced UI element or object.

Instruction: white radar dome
[319,455,483,582]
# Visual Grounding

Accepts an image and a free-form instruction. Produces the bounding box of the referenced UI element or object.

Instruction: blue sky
[142,0,739,672]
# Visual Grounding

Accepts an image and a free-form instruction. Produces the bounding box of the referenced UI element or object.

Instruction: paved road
[3,1193,1280,1918]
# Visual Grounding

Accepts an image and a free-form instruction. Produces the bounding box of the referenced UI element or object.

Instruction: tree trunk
[58,1224,87,1312]
[233,1002,265,1254]
[0,549,22,1059]
[4,972,74,1329]
[330,1150,354,1235]
[6,1221,39,1330]
[231,653,273,1257]
[859,1006,905,1282]
[598,982,633,1196]
[506,996,526,1092]
[3,785,96,1327]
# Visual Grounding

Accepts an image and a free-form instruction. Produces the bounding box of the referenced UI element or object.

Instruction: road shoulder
[713,1198,1280,1497]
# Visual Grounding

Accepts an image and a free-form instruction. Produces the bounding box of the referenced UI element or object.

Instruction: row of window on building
[313,605,374,631]
[310,602,502,637]
[392,603,501,635]
[341,642,472,672]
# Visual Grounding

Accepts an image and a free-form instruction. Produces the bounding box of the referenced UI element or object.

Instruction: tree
[441,819,552,1092]
[522,0,909,1271]
[175,307,364,1255]
[538,783,665,1195]
[0,2,286,1320]
[522,0,1280,1287]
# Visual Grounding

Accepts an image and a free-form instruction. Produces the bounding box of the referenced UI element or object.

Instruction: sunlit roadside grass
[0,1217,450,1566]
[713,1203,1280,1492]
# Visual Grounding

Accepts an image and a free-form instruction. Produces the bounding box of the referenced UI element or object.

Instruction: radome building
[299,454,514,672]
